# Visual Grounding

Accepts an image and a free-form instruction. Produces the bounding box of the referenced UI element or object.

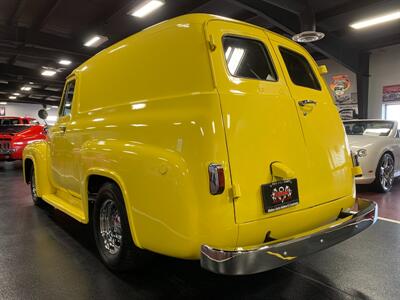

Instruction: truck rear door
[206,20,353,224]
[269,34,353,207]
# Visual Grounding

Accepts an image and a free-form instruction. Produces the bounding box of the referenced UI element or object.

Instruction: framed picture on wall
[383,84,400,102]
[0,106,5,116]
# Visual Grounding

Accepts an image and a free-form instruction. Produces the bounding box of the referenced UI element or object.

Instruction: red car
[0,116,47,161]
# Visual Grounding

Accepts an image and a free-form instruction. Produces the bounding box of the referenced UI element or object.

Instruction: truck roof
[69,13,303,79]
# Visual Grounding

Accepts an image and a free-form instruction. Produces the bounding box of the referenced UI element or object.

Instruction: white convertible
[344,119,400,192]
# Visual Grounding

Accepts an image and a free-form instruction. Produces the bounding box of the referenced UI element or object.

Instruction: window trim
[278,46,321,91]
[221,34,279,83]
[59,79,76,117]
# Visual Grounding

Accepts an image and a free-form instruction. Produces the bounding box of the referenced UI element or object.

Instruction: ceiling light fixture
[21,86,32,91]
[9,96,16,100]
[84,35,108,47]
[129,0,165,18]
[350,11,400,29]
[292,31,325,43]
[13,93,20,96]
[0,102,7,105]
[41,70,57,77]
[59,59,72,65]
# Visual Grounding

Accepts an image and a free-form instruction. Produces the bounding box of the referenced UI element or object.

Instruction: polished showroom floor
[1,162,399,300]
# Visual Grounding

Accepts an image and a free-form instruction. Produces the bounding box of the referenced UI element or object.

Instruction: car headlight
[357,149,368,157]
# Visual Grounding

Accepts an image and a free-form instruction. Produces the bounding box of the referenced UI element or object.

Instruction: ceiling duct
[260,0,325,43]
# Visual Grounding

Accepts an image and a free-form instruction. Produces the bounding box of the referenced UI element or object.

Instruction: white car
[344,119,400,192]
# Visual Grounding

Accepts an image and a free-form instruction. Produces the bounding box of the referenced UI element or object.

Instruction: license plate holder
[261,179,299,213]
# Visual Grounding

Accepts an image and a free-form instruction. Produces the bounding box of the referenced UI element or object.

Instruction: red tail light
[208,164,225,195]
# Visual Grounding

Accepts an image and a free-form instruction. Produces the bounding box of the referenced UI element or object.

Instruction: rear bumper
[201,198,377,275]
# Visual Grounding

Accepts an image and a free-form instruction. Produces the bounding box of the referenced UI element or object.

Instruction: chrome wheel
[379,153,394,192]
[99,199,122,255]
[31,170,38,201]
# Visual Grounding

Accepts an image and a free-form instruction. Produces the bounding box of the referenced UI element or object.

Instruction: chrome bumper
[201,198,377,275]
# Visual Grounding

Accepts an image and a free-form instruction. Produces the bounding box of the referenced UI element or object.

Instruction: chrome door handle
[298,100,317,107]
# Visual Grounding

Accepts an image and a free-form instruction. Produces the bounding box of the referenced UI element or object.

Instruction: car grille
[0,139,11,150]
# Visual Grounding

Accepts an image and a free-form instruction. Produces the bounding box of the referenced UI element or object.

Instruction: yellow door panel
[207,20,318,224]
[269,34,353,203]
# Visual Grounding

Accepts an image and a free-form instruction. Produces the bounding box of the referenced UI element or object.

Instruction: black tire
[371,153,395,193]
[93,182,145,271]
[30,167,45,206]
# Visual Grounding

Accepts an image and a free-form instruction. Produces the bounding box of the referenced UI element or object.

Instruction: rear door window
[279,47,321,90]
[222,36,277,81]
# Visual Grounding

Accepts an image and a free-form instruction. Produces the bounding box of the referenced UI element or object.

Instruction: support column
[356,52,370,118]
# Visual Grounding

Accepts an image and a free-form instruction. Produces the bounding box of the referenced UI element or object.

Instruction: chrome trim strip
[200,198,377,275]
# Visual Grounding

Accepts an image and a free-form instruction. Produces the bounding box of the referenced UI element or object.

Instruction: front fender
[23,141,55,197]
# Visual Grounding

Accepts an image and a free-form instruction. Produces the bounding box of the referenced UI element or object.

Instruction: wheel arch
[23,157,34,184]
[378,149,395,167]
[85,169,142,248]
[22,141,54,198]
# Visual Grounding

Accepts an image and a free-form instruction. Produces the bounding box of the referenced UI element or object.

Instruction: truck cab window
[279,47,321,90]
[60,80,76,116]
[222,36,277,81]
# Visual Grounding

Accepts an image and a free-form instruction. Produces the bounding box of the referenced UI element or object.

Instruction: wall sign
[383,84,400,102]
[329,74,358,120]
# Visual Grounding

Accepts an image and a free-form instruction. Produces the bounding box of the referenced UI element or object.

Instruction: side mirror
[38,109,48,120]
[318,65,328,75]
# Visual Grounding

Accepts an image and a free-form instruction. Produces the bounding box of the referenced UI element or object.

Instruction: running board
[42,193,86,223]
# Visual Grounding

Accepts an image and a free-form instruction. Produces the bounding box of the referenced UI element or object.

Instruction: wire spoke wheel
[31,171,37,200]
[30,168,44,206]
[99,199,122,255]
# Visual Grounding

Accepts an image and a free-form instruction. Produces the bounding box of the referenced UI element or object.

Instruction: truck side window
[222,36,277,82]
[279,47,321,91]
[60,80,75,116]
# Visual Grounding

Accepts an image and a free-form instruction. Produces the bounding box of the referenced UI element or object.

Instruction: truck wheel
[372,153,394,193]
[30,167,44,206]
[93,182,144,271]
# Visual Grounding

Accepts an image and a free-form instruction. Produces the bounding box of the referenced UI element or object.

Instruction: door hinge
[208,34,216,51]
[232,183,241,199]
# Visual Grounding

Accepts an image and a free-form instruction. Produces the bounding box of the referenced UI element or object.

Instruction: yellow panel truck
[23,14,377,275]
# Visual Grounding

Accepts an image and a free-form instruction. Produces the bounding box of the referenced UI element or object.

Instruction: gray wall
[368,44,400,119]
[318,58,357,99]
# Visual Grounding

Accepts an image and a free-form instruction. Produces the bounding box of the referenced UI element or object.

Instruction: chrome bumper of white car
[201,198,377,275]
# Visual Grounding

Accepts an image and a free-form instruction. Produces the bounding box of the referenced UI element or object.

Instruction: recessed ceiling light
[9,96,16,99]
[29,82,34,84]
[350,11,400,29]
[13,93,20,96]
[129,0,165,18]
[21,86,32,91]
[59,59,72,65]
[41,70,57,77]
[51,106,58,108]
[84,35,108,47]
[0,102,7,105]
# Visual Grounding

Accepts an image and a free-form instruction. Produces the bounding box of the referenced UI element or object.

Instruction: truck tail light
[208,164,225,195]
